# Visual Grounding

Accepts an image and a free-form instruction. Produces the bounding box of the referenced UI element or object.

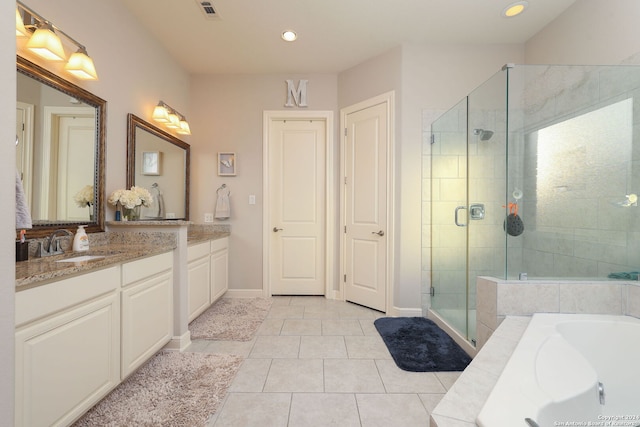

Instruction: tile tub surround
[429,316,530,427]
[429,279,640,426]
[16,231,177,289]
[476,277,640,350]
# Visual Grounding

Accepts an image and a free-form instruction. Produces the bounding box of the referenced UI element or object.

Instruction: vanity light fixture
[25,21,66,61]
[16,8,28,37]
[152,101,170,123]
[65,46,98,80]
[281,30,297,42]
[152,100,191,135]
[502,1,528,17]
[16,1,99,79]
[177,115,192,135]
[166,111,181,129]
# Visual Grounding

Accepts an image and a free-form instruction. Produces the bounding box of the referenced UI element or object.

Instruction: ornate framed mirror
[126,114,190,220]
[17,56,106,238]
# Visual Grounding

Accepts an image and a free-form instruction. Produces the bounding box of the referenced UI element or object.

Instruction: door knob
[372,230,384,236]
[273,227,283,232]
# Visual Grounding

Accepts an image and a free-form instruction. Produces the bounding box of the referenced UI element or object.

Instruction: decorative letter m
[285,79,308,107]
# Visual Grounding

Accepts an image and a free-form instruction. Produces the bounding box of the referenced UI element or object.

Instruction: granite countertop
[16,225,230,291]
[15,243,175,291]
[187,230,230,245]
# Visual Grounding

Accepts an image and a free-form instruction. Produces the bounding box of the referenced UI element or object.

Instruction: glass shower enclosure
[426,64,640,346]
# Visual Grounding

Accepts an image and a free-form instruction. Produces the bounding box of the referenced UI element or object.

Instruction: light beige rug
[189,297,273,341]
[73,352,242,427]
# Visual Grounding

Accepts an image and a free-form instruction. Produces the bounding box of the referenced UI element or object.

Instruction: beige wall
[189,74,338,290]
[525,0,640,65]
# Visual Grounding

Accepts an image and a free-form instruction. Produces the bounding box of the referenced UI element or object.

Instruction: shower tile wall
[513,66,640,279]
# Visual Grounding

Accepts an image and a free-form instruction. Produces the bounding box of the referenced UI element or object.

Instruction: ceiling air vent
[195,1,220,19]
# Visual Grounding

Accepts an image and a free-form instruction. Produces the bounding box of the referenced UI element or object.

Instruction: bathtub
[477,313,640,427]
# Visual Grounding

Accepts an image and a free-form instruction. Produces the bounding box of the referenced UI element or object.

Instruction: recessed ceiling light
[502,1,528,17]
[281,30,297,42]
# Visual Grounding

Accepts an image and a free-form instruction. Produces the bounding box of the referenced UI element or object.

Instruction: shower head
[473,129,494,141]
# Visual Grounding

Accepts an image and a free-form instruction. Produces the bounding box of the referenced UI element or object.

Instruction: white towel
[215,187,231,220]
[16,170,32,229]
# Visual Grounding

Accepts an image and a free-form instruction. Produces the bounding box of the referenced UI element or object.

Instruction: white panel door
[56,115,95,221]
[269,119,326,295]
[344,101,388,312]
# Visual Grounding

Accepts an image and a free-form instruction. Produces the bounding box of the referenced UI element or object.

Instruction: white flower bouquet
[108,186,153,209]
[74,185,94,208]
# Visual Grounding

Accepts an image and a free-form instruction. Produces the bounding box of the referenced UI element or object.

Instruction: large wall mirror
[17,56,106,238]
[126,114,190,220]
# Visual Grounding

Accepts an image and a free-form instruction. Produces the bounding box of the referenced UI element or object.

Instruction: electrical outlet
[166,213,175,219]
[204,213,214,223]
[249,195,256,205]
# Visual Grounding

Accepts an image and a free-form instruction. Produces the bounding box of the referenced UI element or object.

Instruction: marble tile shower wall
[514,66,640,279]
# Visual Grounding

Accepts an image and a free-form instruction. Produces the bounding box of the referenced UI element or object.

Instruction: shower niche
[424,64,640,347]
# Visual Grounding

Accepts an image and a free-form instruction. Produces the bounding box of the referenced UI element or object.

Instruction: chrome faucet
[38,229,73,257]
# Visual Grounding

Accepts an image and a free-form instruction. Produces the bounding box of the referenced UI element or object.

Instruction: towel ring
[217,184,229,195]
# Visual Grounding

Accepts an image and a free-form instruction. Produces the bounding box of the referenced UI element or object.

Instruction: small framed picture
[142,151,161,175]
[218,152,236,176]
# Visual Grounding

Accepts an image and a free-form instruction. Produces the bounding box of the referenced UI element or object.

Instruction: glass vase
[122,205,141,221]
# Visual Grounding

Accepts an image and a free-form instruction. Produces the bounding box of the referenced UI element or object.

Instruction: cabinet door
[15,292,120,427]
[210,247,228,303]
[188,256,210,322]
[121,270,173,378]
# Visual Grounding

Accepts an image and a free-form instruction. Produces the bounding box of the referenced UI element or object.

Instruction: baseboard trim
[224,289,265,298]
[387,306,422,317]
[164,330,191,352]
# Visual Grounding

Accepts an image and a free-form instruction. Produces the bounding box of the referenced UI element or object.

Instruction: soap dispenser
[73,225,90,252]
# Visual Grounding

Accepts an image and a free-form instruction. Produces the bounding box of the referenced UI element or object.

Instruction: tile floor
[186,296,460,427]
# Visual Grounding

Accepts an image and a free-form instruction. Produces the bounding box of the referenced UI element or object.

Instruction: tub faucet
[38,229,73,257]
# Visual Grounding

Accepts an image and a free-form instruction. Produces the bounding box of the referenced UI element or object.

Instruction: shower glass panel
[466,70,508,344]
[426,64,640,347]
[430,98,468,338]
[429,71,508,345]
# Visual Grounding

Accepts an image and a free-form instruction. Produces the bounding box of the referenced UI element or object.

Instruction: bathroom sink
[55,255,106,263]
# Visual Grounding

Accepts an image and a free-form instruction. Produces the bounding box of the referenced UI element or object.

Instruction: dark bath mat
[374,317,472,372]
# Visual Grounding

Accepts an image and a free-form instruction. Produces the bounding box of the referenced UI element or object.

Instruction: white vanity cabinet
[187,237,229,322]
[121,252,173,378]
[187,241,211,322]
[14,267,121,427]
[210,237,229,303]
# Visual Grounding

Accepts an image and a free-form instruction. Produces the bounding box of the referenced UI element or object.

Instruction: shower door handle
[455,206,467,227]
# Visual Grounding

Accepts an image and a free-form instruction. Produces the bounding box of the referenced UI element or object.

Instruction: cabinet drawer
[187,241,210,261]
[16,266,120,328]
[210,237,229,253]
[122,252,172,286]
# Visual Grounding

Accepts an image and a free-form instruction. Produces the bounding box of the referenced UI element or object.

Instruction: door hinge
[344,274,347,282]
[430,134,435,145]
[344,128,348,136]
[430,287,435,297]
[344,176,347,185]
[344,226,347,233]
